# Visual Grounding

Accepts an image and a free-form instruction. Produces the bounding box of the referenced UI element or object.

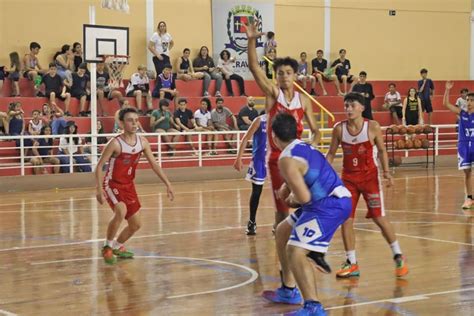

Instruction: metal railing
[0,124,459,176]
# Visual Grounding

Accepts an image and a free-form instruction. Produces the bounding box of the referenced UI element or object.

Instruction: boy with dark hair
[331,49,355,95]
[327,92,408,279]
[352,71,375,120]
[444,81,474,209]
[297,52,316,96]
[418,68,435,124]
[125,65,153,115]
[23,41,46,95]
[268,113,351,315]
[42,63,71,114]
[96,107,174,265]
[152,64,179,102]
[67,63,90,117]
[384,83,403,124]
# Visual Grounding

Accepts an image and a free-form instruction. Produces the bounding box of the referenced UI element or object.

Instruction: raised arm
[444,81,461,114]
[233,116,261,171]
[141,136,174,200]
[326,123,342,164]
[244,19,278,98]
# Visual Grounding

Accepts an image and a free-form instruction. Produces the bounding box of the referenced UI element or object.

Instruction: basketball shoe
[284,301,327,316]
[462,199,473,210]
[113,246,134,259]
[336,260,360,278]
[246,220,256,235]
[102,246,117,265]
[394,254,408,277]
[262,286,302,305]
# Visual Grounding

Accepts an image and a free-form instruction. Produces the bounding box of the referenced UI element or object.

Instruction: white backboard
[83,24,129,63]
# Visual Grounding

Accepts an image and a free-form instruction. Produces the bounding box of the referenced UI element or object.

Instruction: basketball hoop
[101,0,130,13]
[102,55,130,89]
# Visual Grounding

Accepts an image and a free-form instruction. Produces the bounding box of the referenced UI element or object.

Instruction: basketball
[391,125,400,134]
[407,125,416,134]
[415,125,424,134]
[422,139,430,148]
[413,138,422,149]
[393,156,402,166]
[423,125,433,134]
[396,139,406,149]
[405,139,413,149]
[386,125,394,134]
[398,126,407,135]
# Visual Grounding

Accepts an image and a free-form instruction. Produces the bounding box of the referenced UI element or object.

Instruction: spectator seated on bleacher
[193,46,223,97]
[297,52,316,96]
[125,65,153,115]
[42,103,68,135]
[211,97,238,153]
[53,44,75,81]
[30,125,60,175]
[151,99,179,155]
[311,49,334,96]
[384,83,403,125]
[8,102,33,155]
[57,121,91,173]
[23,42,46,96]
[194,98,217,155]
[72,42,83,71]
[177,48,204,81]
[331,48,355,95]
[0,110,8,135]
[28,110,43,136]
[42,63,71,114]
[152,64,179,102]
[237,96,258,130]
[173,98,200,155]
[67,63,91,117]
[97,62,123,116]
[7,52,21,97]
[217,49,246,97]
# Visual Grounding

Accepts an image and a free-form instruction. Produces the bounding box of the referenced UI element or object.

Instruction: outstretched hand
[243,17,264,39]
[445,81,454,90]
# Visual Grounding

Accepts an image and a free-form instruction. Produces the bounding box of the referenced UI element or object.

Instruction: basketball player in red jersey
[327,92,408,278]
[245,19,320,226]
[245,19,321,304]
[95,107,174,265]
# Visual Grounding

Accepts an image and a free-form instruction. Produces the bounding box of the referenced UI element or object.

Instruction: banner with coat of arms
[212,0,275,79]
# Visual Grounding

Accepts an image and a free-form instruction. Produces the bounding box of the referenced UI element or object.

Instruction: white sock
[390,241,402,256]
[114,240,123,249]
[105,240,114,248]
[346,250,357,264]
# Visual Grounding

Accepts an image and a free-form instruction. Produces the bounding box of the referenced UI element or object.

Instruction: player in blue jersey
[233,113,267,235]
[263,113,352,316]
[444,81,474,209]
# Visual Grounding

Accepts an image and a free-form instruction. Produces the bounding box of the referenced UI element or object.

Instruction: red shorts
[104,181,141,220]
[342,171,384,218]
[268,158,289,213]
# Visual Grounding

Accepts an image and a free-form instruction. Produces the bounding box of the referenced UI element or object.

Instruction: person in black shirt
[352,71,375,120]
[173,98,201,154]
[331,49,355,95]
[177,48,204,81]
[72,42,83,72]
[67,63,90,117]
[311,49,339,96]
[263,48,276,80]
[96,63,123,116]
[192,46,223,97]
[237,96,259,130]
[42,63,71,114]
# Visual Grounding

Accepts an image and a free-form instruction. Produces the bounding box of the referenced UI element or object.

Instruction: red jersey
[267,89,305,161]
[104,134,144,186]
[339,120,378,179]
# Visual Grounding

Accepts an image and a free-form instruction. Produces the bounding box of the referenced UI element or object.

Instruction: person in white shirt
[384,83,403,124]
[57,121,91,173]
[456,88,469,112]
[218,50,246,96]
[148,21,174,76]
[126,65,153,115]
[193,98,217,155]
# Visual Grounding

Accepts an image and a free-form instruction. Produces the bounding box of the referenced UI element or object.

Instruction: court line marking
[30,255,259,300]
[0,224,274,253]
[326,287,474,310]
[0,310,18,316]
[355,227,474,246]
[356,221,473,226]
[0,219,470,253]
[0,172,464,208]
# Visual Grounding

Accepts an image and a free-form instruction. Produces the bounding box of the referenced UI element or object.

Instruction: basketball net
[103,55,129,89]
[101,0,129,13]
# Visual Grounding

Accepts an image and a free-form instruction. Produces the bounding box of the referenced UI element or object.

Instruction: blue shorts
[245,158,266,185]
[458,141,474,170]
[286,196,351,253]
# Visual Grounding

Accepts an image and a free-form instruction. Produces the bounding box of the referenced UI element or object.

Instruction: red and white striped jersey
[267,89,305,161]
[104,134,144,185]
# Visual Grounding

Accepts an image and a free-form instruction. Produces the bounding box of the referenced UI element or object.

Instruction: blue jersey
[280,139,350,209]
[458,110,474,144]
[252,114,267,162]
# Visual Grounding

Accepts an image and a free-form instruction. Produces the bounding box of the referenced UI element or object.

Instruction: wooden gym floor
[0,166,473,315]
